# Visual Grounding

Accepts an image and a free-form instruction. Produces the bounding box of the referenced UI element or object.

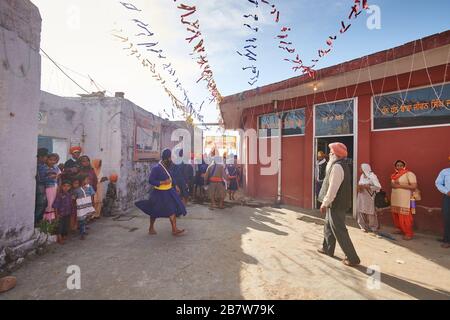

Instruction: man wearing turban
[64,146,83,181]
[135,149,187,236]
[318,143,360,267]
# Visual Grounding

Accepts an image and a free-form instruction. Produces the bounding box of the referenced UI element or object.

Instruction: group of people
[315,144,450,268]
[34,147,118,243]
[135,149,242,236]
[165,149,241,207]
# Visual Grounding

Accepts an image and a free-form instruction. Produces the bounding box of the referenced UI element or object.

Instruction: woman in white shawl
[357,164,382,233]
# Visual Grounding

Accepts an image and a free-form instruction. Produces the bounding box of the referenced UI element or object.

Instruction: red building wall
[281,136,306,207]
[242,64,450,234]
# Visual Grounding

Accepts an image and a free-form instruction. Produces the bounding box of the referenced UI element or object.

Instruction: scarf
[92,159,102,177]
[360,164,381,186]
[391,168,410,181]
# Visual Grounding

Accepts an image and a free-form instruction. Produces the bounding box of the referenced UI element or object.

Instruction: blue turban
[162,149,172,161]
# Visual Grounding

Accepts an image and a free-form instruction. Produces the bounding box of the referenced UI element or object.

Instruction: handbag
[76,188,95,219]
[375,190,390,209]
[406,172,421,201]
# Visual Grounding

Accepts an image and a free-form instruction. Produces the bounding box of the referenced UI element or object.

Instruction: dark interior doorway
[315,136,354,213]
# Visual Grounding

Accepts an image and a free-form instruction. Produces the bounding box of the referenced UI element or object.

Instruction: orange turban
[69,146,82,155]
[109,173,119,183]
[329,143,348,158]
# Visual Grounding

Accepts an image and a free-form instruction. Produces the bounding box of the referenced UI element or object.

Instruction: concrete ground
[1,203,449,300]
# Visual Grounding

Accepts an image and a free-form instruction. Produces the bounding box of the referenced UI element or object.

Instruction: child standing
[53,181,73,245]
[70,178,80,232]
[102,174,118,217]
[44,153,61,222]
[74,175,96,240]
[79,156,98,193]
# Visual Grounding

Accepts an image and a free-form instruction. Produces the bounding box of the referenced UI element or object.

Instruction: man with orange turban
[318,143,360,267]
[64,146,83,182]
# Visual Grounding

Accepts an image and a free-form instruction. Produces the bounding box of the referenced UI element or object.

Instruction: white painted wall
[0,0,42,249]
[39,92,123,202]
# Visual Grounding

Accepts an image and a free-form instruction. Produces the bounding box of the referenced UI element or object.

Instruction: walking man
[435,156,450,249]
[318,143,361,267]
[205,154,226,210]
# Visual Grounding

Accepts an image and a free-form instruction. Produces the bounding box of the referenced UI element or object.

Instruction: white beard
[326,154,338,173]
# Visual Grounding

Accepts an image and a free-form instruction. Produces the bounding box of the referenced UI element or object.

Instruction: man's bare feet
[149,229,157,235]
[172,229,186,236]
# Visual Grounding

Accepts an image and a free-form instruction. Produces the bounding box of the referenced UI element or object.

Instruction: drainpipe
[275,100,282,207]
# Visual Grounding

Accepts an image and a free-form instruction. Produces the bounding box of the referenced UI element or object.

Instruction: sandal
[343,259,360,267]
[317,249,334,258]
[172,229,186,237]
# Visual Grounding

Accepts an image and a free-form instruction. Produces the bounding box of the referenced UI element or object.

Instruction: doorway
[38,136,69,163]
[314,136,355,214]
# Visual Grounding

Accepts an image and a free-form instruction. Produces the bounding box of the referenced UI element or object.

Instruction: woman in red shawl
[390,160,418,240]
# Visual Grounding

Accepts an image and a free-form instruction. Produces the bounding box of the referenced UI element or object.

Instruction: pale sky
[31,0,450,133]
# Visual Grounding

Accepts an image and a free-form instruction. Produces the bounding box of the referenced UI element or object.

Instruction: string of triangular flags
[237,0,260,86]
[173,1,223,104]
[279,0,370,77]
[117,1,206,124]
[245,0,370,79]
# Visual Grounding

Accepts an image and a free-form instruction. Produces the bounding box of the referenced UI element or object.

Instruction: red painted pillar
[357,95,372,170]
[303,104,314,209]
[245,113,257,197]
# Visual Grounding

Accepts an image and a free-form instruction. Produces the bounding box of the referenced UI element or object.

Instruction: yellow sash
[155,183,172,191]
[154,161,173,191]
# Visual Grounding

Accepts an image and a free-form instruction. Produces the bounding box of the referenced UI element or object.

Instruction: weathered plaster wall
[118,104,198,211]
[0,0,47,273]
[118,101,160,211]
[39,92,123,212]
[39,92,123,180]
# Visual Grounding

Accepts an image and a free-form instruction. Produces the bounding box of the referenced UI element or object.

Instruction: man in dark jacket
[318,143,360,267]
[64,146,82,181]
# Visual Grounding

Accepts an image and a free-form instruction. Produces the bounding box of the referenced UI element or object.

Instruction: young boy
[74,175,96,240]
[102,174,118,217]
[53,181,73,245]
[70,178,80,232]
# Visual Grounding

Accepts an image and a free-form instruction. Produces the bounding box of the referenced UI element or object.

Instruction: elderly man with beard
[317,143,361,267]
